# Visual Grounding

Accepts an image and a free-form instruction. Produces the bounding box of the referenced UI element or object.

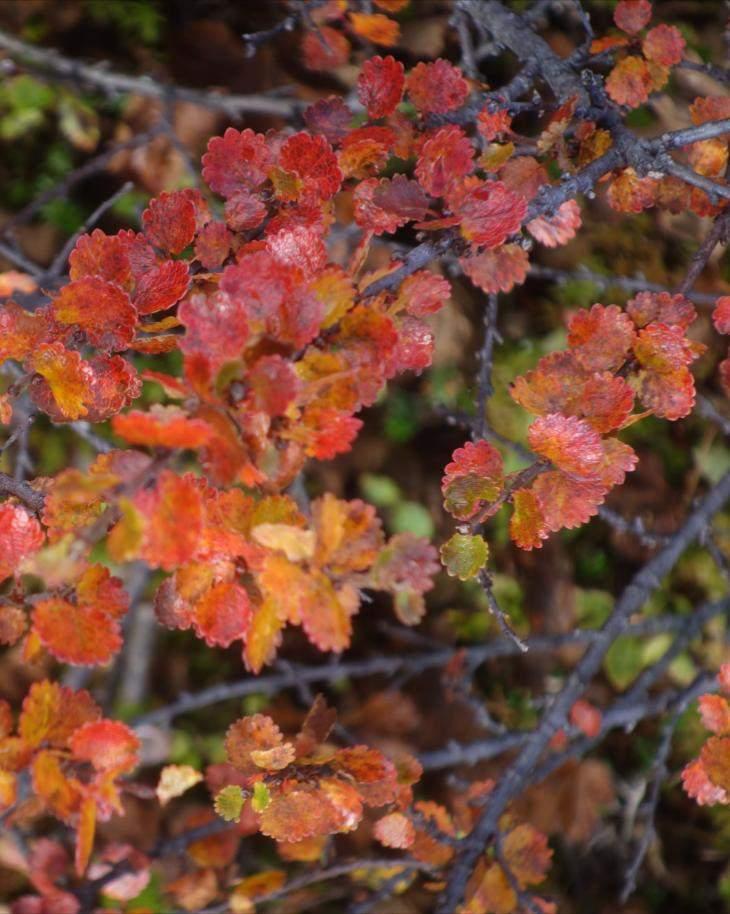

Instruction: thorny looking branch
[436,472,730,912]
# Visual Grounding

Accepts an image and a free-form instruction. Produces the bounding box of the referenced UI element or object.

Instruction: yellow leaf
[156,764,203,806]
[250,523,315,562]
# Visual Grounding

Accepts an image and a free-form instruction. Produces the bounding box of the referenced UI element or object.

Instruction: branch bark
[436,471,730,912]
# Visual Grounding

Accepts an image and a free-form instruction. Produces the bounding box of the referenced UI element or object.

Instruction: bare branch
[436,472,730,912]
[0,29,301,119]
[0,472,45,513]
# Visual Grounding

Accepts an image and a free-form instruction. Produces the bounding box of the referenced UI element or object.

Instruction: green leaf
[389,501,434,538]
[214,785,245,822]
[604,635,644,690]
[359,473,401,508]
[252,780,271,813]
[440,533,489,581]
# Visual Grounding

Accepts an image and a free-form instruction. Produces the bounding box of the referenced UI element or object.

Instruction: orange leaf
[70,719,140,773]
[134,471,204,570]
[243,597,284,674]
[700,736,730,793]
[33,598,123,666]
[112,405,212,449]
[225,714,287,776]
[349,11,400,46]
[32,750,82,820]
[52,277,136,351]
[28,343,93,421]
[699,695,730,736]
[19,680,100,748]
[510,488,548,551]
[75,795,97,875]
[527,414,604,479]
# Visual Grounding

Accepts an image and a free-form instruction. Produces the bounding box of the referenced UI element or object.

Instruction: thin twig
[0,29,300,119]
[46,181,134,279]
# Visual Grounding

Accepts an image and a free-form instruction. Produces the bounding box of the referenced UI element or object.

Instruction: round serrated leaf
[440,533,489,581]
[214,784,245,822]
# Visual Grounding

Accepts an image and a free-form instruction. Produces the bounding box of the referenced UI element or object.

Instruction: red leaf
[82,354,142,423]
[642,24,685,66]
[193,581,252,648]
[567,303,636,372]
[460,244,529,294]
[333,746,398,805]
[531,470,608,532]
[634,322,696,373]
[637,364,695,419]
[303,96,353,145]
[247,355,300,417]
[607,167,657,212]
[194,221,232,270]
[614,0,652,34]
[700,736,730,793]
[142,191,197,255]
[626,290,695,329]
[202,128,271,198]
[225,714,287,775]
[527,414,604,479]
[698,694,730,736]
[387,315,433,374]
[301,26,350,71]
[0,502,44,583]
[442,439,504,521]
[354,175,430,235]
[133,260,190,315]
[500,156,548,202]
[374,811,415,848]
[713,296,730,334]
[415,126,474,197]
[179,291,249,376]
[52,277,136,351]
[357,55,405,118]
[224,189,267,232]
[266,224,328,278]
[278,133,342,202]
[477,107,512,142]
[70,719,140,772]
[69,229,133,289]
[28,343,94,421]
[259,784,337,841]
[0,301,54,365]
[406,59,470,114]
[450,179,527,249]
[76,565,129,619]
[569,699,602,738]
[349,11,399,47]
[682,758,727,805]
[396,270,451,317]
[527,199,581,247]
